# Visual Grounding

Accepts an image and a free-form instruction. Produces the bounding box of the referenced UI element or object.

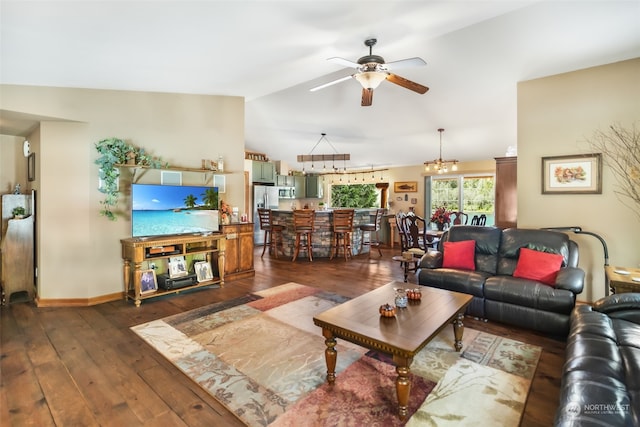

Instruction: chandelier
[297,133,350,174]
[424,128,458,173]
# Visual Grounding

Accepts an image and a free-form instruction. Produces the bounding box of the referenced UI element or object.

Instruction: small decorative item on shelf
[217,155,224,172]
[12,206,26,219]
[379,303,396,317]
[430,206,452,231]
[394,288,408,308]
[407,288,422,300]
[219,200,231,224]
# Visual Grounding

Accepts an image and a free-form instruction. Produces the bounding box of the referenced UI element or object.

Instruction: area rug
[131,283,542,426]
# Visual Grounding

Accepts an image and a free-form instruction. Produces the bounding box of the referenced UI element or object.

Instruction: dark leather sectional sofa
[554,293,640,426]
[417,226,585,336]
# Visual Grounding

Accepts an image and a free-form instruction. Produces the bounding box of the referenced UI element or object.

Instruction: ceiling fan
[310,38,429,106]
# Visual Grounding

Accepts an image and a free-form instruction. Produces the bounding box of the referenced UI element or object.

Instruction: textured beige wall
[518,58,640,302]
[1,85,245,301]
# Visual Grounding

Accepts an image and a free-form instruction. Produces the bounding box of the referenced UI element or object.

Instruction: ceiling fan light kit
[424,128,458,174]
[310,38,429,106]
[354,71,387,90]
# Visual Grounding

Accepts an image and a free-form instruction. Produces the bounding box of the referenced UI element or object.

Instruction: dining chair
[470,215,480,225]
[292,209,315,262]
[257,208,285,258]
[330,209,355,261]
[451,211,468,225]
[478,214,487,226]
[359,208,385,257]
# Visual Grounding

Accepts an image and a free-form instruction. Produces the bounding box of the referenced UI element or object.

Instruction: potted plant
[95,138,166,221]
[12,206,26,219]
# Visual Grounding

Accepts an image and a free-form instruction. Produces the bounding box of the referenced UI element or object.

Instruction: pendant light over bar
[298,133,350,173]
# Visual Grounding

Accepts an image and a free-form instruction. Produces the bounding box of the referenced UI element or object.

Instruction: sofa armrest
[554,267,585,294]
[592,293,640,324]
[418,251,443,269]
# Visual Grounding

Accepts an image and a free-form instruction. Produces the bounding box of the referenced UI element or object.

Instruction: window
[426,175,495,225]
[331,184,379,208]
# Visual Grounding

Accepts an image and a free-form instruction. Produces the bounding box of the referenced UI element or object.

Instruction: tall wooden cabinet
[221,223,255,280]
[1,194,35,304]
[494,156,517,229]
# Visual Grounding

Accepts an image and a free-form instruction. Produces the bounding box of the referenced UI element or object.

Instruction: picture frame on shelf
[168,256,188,278]
[194,261,213,282]
[541,153,602,194]
[394,181,418,193]
[139,269,158,294]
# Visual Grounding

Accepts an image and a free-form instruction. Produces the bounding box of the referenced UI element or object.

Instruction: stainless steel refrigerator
[253,185,280,245]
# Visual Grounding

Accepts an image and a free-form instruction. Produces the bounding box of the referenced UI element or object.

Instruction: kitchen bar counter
[271,209,382,258]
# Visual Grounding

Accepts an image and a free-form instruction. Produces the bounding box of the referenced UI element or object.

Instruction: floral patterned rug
[131,282,541,426]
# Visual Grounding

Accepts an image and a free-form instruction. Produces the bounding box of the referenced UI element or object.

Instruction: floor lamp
[542,226,610,296]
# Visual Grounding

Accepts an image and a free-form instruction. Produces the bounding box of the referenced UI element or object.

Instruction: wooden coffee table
[313,281,473,420]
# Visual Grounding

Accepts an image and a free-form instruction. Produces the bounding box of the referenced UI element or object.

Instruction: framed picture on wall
[394,181,418,192]
[213,174,226,193]
[28,153,36,181]
[541,153,602,194]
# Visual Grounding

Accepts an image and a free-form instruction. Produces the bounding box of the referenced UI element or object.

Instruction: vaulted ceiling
[2,1,639,170]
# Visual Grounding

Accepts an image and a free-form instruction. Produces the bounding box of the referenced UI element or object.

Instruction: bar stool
[292,209,315,262]
[359,208,385,257]
[257,208,285,258]
[330,209,355,261]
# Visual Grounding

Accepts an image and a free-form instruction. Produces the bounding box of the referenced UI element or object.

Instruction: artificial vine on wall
[95,137,166,221]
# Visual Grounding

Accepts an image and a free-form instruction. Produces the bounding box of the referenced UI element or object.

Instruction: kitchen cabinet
[252,161,276,184]
[305,175,323,198]
[293,175,323,199]
[276,175,295,187]
[221,223,255,280]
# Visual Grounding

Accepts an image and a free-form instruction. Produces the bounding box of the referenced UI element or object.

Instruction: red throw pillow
[513,247,564,286]
[442,240,476,270]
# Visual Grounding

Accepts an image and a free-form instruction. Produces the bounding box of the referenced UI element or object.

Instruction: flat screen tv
[131,184,219,238]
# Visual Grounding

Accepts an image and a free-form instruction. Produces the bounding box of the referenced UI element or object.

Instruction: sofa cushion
[442,240,476,270]
[497,228,570,276]
[418,268,490,298]
[484,275,576,314]
[513,247,563,286]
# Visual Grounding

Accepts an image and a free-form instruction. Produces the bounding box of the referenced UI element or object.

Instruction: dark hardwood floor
[1,247,565,426]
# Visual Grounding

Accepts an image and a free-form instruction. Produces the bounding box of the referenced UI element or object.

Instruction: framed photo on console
[194,261,213,282]
[168,256,188,278]
[139,269,158,294]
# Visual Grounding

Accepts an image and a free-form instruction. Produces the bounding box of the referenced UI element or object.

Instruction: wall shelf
[115,163,232,183]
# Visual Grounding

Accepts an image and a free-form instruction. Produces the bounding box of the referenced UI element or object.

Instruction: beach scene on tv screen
[132,184,219,237]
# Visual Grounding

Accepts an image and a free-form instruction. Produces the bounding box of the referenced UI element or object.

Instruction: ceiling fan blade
[309,75,353,92]
[386,73,429,94]
[384,57,427,70]
[327,57,360,68]
[361,88,373,106]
